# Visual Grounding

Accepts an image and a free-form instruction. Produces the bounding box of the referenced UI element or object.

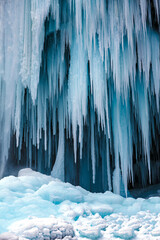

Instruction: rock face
[0,216,76,240]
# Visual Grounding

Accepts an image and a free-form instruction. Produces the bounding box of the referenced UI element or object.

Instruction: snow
[0,169,160,239]
[8,216,75,240]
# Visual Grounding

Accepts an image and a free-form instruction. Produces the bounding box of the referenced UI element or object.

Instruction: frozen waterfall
[0,0,160,196]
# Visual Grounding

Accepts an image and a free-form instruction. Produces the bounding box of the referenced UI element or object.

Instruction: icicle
[106,137,112,191]
[91,110,96,183]
[153,0,159,22]
[136,75,151,182]
[14,82,23,147]
[140,0,147,32]
[89,40,106,128]
[68,37,88,163]
[30,0,51,102]
[51,95,64,181]
[150,29,160,111]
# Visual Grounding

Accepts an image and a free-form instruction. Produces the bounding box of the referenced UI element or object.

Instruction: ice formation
[0,169,160,239]
[0,0,160,195]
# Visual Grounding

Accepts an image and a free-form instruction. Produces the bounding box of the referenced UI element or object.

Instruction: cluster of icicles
[0,0,160,196]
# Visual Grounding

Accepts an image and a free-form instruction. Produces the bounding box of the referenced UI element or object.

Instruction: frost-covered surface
[1,0,160,195]
[4,217,75,240]
[0,169,160,239]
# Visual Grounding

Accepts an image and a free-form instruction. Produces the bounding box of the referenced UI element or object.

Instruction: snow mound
[5,216,75,240]
[0,169,160,239]
[0,232,18,240]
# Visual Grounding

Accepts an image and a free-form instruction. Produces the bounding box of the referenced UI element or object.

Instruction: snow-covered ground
[0,169,160,239]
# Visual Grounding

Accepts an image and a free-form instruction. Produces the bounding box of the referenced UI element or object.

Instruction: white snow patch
[6,216,75,239]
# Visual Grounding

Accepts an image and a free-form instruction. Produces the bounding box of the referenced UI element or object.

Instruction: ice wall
[0,0,160,195]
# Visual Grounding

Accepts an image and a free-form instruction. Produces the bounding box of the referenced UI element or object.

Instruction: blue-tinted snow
[0,169,160,239]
